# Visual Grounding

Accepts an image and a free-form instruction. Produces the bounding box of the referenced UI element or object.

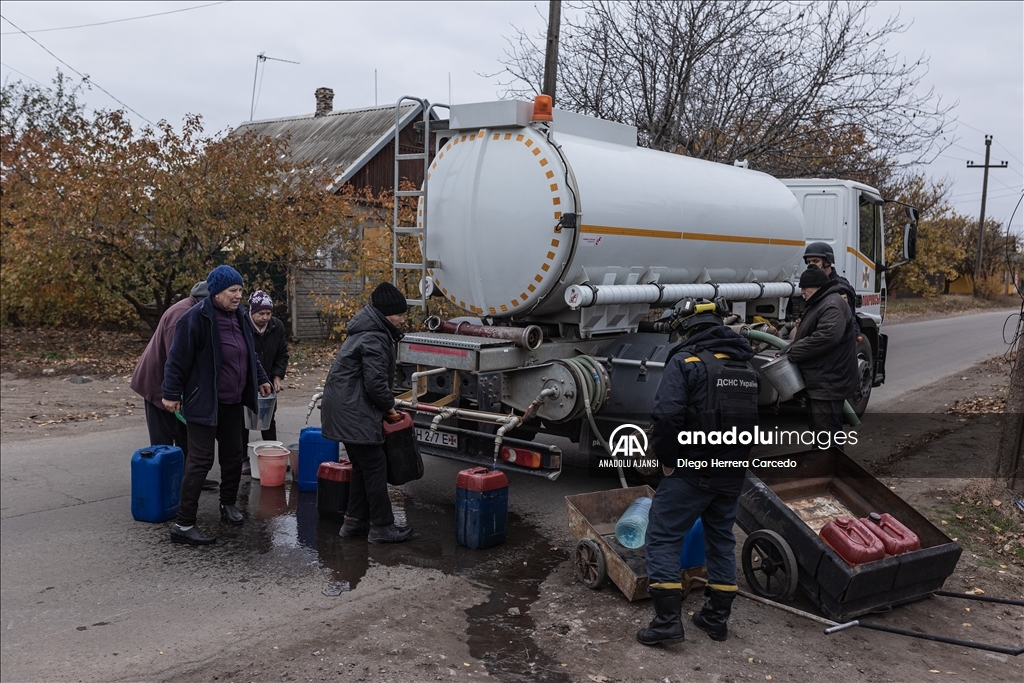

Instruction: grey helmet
[803,241,835,266]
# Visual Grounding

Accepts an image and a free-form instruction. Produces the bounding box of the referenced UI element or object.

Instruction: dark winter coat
[786,282,859,401]
[131,295,199,407]
[250,313,289,380]
[651,326,759,495]
[321,306,402,445]
[162,297,270,426]
[830,269,860,330]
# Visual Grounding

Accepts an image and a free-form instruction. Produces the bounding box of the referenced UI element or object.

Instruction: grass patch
[934,494,1024,568]
[885,294,1018,323]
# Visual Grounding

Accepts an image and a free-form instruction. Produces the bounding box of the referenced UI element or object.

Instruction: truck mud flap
[873,333,888,386]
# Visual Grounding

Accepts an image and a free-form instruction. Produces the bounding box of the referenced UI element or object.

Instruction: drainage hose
[742,329,860,427]
[561,356,628,488]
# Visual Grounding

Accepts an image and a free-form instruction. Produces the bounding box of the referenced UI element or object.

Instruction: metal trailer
[565,486,707,601]
[736,448,962,621]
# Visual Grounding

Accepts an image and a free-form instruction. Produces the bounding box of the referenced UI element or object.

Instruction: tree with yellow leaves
[1,74,350,329]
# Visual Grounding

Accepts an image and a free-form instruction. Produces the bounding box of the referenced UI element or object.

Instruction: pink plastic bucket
[256,446,289,487]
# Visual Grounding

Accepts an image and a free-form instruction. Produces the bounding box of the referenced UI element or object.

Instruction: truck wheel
[573,538,607,589]
[849,337,873,417]
[742,530,798,600]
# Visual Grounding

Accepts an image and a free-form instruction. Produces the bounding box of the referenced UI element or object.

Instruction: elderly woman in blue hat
[163,265,272,545]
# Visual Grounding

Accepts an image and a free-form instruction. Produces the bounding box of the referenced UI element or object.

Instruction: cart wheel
[742,530,798,600]
[573,538,607,589]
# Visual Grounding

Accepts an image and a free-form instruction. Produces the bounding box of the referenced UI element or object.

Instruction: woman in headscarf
[240,290,290,474]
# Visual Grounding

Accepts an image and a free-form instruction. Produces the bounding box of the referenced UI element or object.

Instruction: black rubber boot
[219,504,244,526]
[339,518,370,538]
[692,586,736,642]
[636,587,685,646]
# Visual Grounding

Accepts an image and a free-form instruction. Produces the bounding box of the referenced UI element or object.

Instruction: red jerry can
[820,516,885,566]
[317,459,352,522]
[861,512,921,555]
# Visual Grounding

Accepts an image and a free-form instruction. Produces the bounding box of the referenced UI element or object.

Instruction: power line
[991,175,1024,193]
[994,139,1024,168]
[948,138,1023,178]
[949,188,1020,201]
[951,120,1024,167]
[0,2,228,35]
[0,14,152,125]
[0,61,46,87]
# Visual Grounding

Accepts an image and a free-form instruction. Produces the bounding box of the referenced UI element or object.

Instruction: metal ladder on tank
[391,96,449,310]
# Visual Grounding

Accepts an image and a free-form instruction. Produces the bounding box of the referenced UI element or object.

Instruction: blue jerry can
[131,445,184,523]
[680,517,706,570]
[298,427,339,492]
[456,467,509,549]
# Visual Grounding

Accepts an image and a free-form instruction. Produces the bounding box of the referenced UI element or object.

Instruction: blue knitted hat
[206,265,243,297]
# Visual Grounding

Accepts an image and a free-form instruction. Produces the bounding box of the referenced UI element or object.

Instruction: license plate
[415,427,458,449]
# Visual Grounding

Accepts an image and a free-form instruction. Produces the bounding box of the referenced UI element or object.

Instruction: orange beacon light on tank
[532,94,553,122]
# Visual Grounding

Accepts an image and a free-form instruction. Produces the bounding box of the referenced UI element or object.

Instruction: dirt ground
[2,328,1023,682]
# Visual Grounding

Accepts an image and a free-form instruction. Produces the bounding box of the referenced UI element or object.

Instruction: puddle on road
[225,478,572,683]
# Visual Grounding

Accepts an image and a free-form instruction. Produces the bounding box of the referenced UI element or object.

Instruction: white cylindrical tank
[423,120,805,319]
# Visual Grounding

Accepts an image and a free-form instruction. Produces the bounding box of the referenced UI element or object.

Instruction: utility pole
[542,0,562,104]
[966,135,1008,294]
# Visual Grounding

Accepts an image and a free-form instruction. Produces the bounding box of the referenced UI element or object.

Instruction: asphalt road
[0,308,1017,682]
[870,308,1018,411]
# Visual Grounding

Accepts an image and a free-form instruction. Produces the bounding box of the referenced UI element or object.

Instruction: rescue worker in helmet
[802,242,858,327]
[638,298,760,647]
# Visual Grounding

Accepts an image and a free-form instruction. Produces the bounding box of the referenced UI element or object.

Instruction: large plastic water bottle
[615,497,653,549]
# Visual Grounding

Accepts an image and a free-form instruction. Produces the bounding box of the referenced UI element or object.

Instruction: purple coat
[130,296,200,408]
[162,297,270,427]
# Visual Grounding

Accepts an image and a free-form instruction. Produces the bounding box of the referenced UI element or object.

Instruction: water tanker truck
[387,97,918,481]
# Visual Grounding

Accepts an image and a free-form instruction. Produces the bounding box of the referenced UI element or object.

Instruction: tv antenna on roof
[250,52,299,121]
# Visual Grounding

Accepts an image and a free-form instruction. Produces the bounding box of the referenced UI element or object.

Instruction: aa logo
[609,424,648,458]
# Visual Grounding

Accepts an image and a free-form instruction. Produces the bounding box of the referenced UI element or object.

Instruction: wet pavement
[228,476,573,682]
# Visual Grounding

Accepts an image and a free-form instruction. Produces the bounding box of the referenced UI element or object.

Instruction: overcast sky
[1,1,1021,233]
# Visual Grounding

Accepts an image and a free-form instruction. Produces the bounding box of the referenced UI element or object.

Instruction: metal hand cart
[566,486,707,601]
[736,448,962,621]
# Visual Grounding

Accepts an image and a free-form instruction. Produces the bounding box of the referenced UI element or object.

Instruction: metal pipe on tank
[565,281,797,308]
[425,317,544,350]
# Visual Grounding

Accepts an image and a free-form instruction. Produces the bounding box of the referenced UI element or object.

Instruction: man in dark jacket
[803,242,858,326]
[240,290,289,473]
[785,265,859,435]
[639,300,759,647]
[162,265,272,545]
[321,282,412,544]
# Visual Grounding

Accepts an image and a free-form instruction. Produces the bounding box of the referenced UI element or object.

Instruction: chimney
[314,87,334,117]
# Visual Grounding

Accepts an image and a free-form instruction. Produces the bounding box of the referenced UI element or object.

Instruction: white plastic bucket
[761,354,805,402]
[247,440,284,480]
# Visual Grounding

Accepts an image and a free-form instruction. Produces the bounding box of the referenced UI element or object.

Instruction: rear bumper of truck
[409,414,563,480]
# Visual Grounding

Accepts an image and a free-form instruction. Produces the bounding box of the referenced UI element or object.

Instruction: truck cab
[782,179,890,413]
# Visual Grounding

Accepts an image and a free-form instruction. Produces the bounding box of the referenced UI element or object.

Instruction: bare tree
[497,1,953,182]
